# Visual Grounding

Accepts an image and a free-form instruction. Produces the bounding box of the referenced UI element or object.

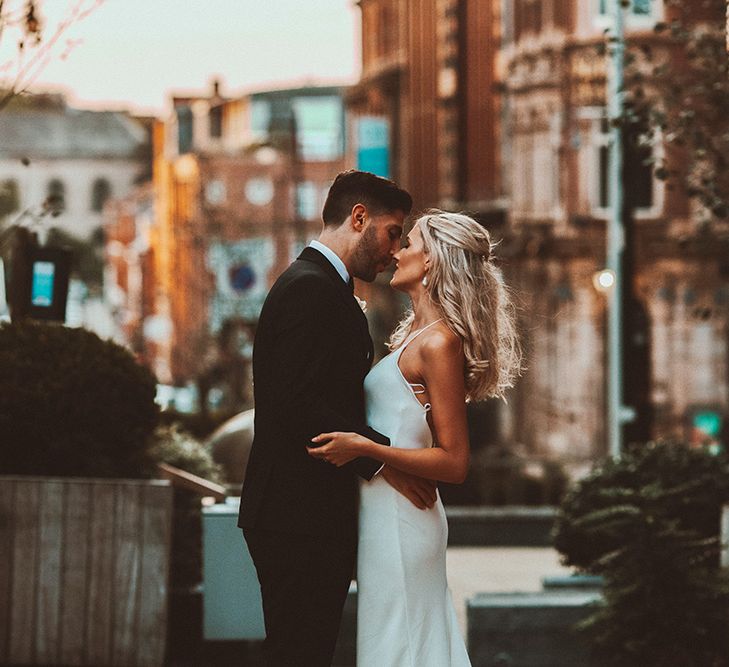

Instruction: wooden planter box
[0,476,173,666]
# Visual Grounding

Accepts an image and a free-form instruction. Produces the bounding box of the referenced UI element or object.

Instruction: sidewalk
[188,546,574,666]
[446,546,573,637]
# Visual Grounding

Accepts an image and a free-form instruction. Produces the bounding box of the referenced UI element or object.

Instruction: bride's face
[390,223,427,292]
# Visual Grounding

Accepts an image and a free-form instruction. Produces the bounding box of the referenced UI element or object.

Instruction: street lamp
[593,269,616,293]
[606,0,625,458]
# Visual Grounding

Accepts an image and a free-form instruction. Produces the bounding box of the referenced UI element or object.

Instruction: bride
[308,210,522,666]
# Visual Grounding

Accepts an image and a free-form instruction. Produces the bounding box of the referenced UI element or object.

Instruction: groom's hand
[380,466,437,510]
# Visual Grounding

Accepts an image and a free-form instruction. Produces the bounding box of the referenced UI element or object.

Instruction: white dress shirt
[308,239,350,285]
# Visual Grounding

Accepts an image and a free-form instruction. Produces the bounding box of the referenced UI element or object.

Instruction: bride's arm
[308,331,470,484]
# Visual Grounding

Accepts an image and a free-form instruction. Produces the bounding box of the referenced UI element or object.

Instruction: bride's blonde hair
[389,210,522,402]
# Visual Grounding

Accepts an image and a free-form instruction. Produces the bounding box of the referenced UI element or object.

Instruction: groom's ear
[351,203,367,231]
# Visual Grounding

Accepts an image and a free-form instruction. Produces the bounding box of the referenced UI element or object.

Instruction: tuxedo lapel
[298,247,373,364]
[298,247,351,303]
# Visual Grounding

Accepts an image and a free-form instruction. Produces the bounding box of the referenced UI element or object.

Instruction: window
[296,181,318,220]
[47,179,65,214]
[631,0,652,15]
[512,111,562,218]
[176,105,193,154]
[292,96,344,161]
[591,111,654,214]
[626,131,654,210]
[593,117,614,213]
[91,178,111,212]
[597,0,657,18]
[379,5,396,56]
[502,0,515,44]
[597,116,610,209]
[209,104,223,139]
[515,0,543,40]
[0,179,19,217]
[599,145,610,209]
[553,0,571,29]
[250,99,272,143]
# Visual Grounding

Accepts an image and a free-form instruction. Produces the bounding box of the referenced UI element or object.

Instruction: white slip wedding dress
[357,321,472,666]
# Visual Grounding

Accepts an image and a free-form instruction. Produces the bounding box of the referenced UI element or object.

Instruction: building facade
[501,0,729,469]
[105,82,348,390]
[349,0,729,474]
[0,93,148,240]
[348,0,503,214]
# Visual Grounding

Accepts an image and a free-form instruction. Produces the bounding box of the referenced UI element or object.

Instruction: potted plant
[0,320,169,665]
[554,440,729,666]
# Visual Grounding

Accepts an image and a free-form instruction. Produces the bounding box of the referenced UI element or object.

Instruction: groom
[238,170,437,666]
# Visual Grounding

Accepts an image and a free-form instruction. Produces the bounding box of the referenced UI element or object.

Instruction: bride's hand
[307,432,368,467]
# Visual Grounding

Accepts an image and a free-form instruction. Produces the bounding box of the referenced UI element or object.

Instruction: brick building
[348,0,503,213]
[501,0,729,469]
[105,82,348,389]
[349,0,729,473]
[346,0,508,362]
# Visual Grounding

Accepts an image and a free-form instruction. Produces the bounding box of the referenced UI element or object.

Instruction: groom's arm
[266,275,389,480]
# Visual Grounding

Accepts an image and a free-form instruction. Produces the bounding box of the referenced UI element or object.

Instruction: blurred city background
[1,0,729,665]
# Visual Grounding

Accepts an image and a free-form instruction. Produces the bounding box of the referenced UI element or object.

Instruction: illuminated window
[598,0,655,16]
[632,0,652,15]
[292,96,344,161]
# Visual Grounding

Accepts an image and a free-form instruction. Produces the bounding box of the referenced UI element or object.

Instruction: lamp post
[606,0,626,458]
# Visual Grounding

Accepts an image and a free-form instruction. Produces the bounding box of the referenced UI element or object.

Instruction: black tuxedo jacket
[238,246,389,539]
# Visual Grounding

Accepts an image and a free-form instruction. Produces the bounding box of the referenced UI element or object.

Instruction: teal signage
[357,117,390,178]
[693,410,722,438]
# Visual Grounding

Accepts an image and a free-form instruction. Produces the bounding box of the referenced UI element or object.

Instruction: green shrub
[0,320,159,477]
[0,321,228,591]
[158,408,231,440]
[554,440,729,666]
[150,423,223,483]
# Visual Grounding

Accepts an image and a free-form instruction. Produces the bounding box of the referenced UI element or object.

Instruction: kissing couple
[238,170,521,666]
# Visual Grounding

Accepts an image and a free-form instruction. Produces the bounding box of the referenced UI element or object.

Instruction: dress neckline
[390,318,443,413]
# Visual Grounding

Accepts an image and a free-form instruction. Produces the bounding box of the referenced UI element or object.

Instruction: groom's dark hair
[322,170,412,227]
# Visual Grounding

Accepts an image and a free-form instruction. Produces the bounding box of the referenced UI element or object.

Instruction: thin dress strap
[399,318,443,353]
[396,318,443,412]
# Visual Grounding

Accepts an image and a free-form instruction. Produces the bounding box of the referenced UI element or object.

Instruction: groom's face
[351,210,405,282]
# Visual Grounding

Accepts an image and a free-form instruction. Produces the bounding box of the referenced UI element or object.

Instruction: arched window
[91,178,112,212]
[47,179,65,215]
[0,179,19,217]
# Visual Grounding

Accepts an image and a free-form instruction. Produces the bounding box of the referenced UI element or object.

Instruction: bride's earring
[422,275,428,287]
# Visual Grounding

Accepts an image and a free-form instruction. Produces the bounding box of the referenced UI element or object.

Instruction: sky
[0,0,361,114]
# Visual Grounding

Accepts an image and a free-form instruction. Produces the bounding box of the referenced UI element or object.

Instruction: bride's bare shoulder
[418,323,466,391]
[419,323,462,361]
